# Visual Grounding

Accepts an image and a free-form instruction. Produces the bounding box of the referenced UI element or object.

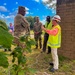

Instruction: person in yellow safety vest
[42,16,52,54]
[41,15,61,72]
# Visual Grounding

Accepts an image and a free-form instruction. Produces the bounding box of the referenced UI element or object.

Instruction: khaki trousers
[51,48,59,69]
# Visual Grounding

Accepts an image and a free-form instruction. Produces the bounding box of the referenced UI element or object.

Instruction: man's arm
[46,28,59,36]
[21,16,29,28]
[41,25,59,36]
[21,16,30,33]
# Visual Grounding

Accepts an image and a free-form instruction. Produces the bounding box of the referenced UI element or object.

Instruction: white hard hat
[52,15,61,22]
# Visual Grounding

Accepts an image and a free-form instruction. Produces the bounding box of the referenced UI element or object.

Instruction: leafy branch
[0,20,36,75]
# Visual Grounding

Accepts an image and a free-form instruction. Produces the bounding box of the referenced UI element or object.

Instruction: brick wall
[57,0,75,59]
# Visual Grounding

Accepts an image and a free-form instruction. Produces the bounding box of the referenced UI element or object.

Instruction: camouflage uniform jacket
[33,22,42,35]
[14,14,30,38]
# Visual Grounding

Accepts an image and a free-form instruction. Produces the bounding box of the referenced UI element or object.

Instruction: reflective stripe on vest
[47,25,61,48]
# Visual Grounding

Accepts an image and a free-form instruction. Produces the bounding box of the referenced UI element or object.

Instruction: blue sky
[0,0,56,25]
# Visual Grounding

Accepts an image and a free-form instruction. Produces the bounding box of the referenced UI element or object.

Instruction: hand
[41,25,46,31]
[34,32,39,34]
[41,25,44,29]
[9,29,12,33]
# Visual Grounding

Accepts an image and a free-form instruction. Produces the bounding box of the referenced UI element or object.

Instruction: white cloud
[25,7,29,15]
[16,2,18,4]
[52,10,56,14]
[4,3,7,5]
[0,13,15,20]
[41,15,47,25]
[12,7,29,15]
[25,7,29,10]
[41,19,46,25]
[42,15,46,18]
[42,0,49,2]
[0,13,5,18]
[30,12,33,14]
[10,9,18,15]
[5,15,15,19]
[26,11,29,14]
[12,8,18,11]
[0,6,8,12]
[34,0,40,2]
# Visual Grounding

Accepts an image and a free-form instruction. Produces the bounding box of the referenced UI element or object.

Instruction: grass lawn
[26,48,75,75]
[0,34,75,75]
[0,46,75,75]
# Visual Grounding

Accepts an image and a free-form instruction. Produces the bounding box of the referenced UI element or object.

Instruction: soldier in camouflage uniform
[14,6,30,48]
[33,17,42,49]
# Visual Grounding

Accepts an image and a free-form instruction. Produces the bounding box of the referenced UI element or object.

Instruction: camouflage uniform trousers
[34,33,42,49]
[14,32,26,48]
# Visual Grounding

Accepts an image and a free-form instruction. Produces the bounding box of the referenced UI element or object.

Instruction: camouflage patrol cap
[18,6,26,16]
[18,6,26,11]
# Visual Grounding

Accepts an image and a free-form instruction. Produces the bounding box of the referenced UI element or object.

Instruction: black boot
[4,49,7,52]
[8,48,11,51]
[47,46,51,54]
[49,62,54,66]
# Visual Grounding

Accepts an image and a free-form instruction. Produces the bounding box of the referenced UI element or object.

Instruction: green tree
[26,16,34,30]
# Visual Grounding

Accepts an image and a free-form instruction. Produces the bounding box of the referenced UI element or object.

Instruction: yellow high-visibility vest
[45,20,52,29]
[47,25,61,48]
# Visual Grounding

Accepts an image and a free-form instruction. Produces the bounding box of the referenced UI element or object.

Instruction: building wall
[57,0,75,59]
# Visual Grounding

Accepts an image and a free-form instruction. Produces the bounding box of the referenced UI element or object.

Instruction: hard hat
[52,15,61,22]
